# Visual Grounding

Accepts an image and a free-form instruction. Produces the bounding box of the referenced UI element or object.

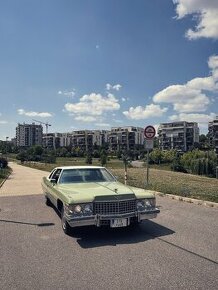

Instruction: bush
[171,160,187,173]
[16,151,28,163]
[181,149,217,177]
[0,157,8,168]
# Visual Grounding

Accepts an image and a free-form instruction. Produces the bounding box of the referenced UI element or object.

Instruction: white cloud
[153,55,218,113]
[123,104,168,120]
[58,90,76,97]
[173,0,218,39]
[65,93,120,117]
[121,97,126,102]
[74,116,97,122]
[153,85,210,112]
[106,83,122,91]
[169,112,216,123]
[17,109,52,118]
[96,44,100,49]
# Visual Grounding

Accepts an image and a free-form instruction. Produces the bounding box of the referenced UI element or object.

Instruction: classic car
[41,166,160,234]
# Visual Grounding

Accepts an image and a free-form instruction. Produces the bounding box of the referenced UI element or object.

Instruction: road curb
[0,170,12,189]
[152,191,218,209]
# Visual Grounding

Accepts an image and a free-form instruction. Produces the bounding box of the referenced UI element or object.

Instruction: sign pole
[144,125,156,188]
[146,149,149,186]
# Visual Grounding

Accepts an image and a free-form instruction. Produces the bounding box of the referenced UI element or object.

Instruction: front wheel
[45,195,52,206]
[61,207,72,235]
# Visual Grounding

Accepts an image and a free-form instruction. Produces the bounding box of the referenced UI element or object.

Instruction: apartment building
[43,130,109,150]
[42,133,69,149]
[71,130,109,151]
[108,126,144,151]
[158,121,199,152]
[16,123,43,147]
[208,116,218,154]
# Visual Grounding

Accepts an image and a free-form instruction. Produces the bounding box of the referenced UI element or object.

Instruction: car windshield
[59,168,116,184]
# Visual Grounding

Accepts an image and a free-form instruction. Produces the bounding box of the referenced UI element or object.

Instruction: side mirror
[50,178,57,185]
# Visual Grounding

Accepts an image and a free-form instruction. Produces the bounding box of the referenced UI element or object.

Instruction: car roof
[54,166,105,170]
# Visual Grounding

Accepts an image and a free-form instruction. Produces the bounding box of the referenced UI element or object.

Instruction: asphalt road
[0,163,218,290]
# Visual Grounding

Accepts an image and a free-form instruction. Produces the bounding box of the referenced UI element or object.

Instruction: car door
[47,168,62,206]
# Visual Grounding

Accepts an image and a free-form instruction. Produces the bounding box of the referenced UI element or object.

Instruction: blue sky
[0,0,218,140]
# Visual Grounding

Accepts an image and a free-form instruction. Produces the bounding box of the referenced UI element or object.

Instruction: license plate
[110,218,127,228]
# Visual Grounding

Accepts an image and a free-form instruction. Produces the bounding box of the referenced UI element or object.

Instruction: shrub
[0,157,8,168]
[85,152,92,164]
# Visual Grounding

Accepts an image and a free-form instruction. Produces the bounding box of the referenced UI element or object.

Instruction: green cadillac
[42,166,160,234]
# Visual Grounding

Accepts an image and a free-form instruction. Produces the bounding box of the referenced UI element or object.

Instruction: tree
[171,153,186,173]
[16,151,28,163]
[100,149,107,166]
[181,149,217,177]
[85,151,92,164]
[34,145,43,156]
[199,134,209,149]
[93,150,100,158]
[149,149,162,164]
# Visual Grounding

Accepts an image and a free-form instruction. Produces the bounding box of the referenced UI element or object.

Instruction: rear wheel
[61,207,71,235]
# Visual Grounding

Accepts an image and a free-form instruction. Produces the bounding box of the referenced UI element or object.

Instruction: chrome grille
[94,199,136,215]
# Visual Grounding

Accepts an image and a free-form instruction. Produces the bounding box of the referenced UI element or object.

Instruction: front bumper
[66,208,160,228]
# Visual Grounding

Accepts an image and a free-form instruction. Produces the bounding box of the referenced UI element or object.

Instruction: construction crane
[32,119,51,134]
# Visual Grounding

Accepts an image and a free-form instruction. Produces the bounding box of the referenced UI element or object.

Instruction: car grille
[94,199,136,215]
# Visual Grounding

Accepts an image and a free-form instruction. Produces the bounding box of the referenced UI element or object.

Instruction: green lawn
[0,167,12,185]
[111,167,218,203]
[21,157,125,172]
[19,157,218,203]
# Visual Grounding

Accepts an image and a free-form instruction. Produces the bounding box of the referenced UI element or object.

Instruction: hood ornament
[114,188,118,194]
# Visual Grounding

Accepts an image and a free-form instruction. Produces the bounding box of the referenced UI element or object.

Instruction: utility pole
[5,136,9,160]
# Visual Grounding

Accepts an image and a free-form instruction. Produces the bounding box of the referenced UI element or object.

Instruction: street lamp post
[5,137,9,160]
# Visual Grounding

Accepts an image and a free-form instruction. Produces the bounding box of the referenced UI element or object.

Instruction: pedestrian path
[0,162,47,197]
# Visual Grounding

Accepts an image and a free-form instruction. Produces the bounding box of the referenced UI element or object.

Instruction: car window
[50,169,62,181]
[48,169,55,179]
[59,168,116,184]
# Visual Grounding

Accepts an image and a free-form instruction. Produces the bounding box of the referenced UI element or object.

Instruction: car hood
[56,181,155,204]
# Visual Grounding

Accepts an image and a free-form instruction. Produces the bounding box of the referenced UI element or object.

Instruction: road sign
[144,125,156,139]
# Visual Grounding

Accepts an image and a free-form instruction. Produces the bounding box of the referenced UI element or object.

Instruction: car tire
[45,196,52,206]
[61,207,71,235]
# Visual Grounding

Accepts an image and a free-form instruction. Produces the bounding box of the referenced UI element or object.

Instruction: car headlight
[136,200,145,210]
[84,204,93,214]
[145,200,152,207]
[144,198,156,208]
[137,198,156,210]
[74,205,82,213]
[64,204,74,215]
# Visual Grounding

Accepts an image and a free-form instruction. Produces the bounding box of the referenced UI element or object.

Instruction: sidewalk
[0,162,47,197]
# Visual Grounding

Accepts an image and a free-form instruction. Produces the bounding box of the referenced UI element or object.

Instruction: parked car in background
[41,166,160,235]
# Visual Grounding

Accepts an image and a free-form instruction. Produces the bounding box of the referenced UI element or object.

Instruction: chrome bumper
[66,208,160,228]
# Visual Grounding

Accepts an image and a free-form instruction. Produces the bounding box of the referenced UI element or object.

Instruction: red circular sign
[144,125,156,139]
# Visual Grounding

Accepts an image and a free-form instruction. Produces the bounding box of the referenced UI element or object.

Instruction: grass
[149,163,172,171]
[111,168,218,203]
[0,167,12,185]
[18,157,218,203]
[20,157,125,172]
